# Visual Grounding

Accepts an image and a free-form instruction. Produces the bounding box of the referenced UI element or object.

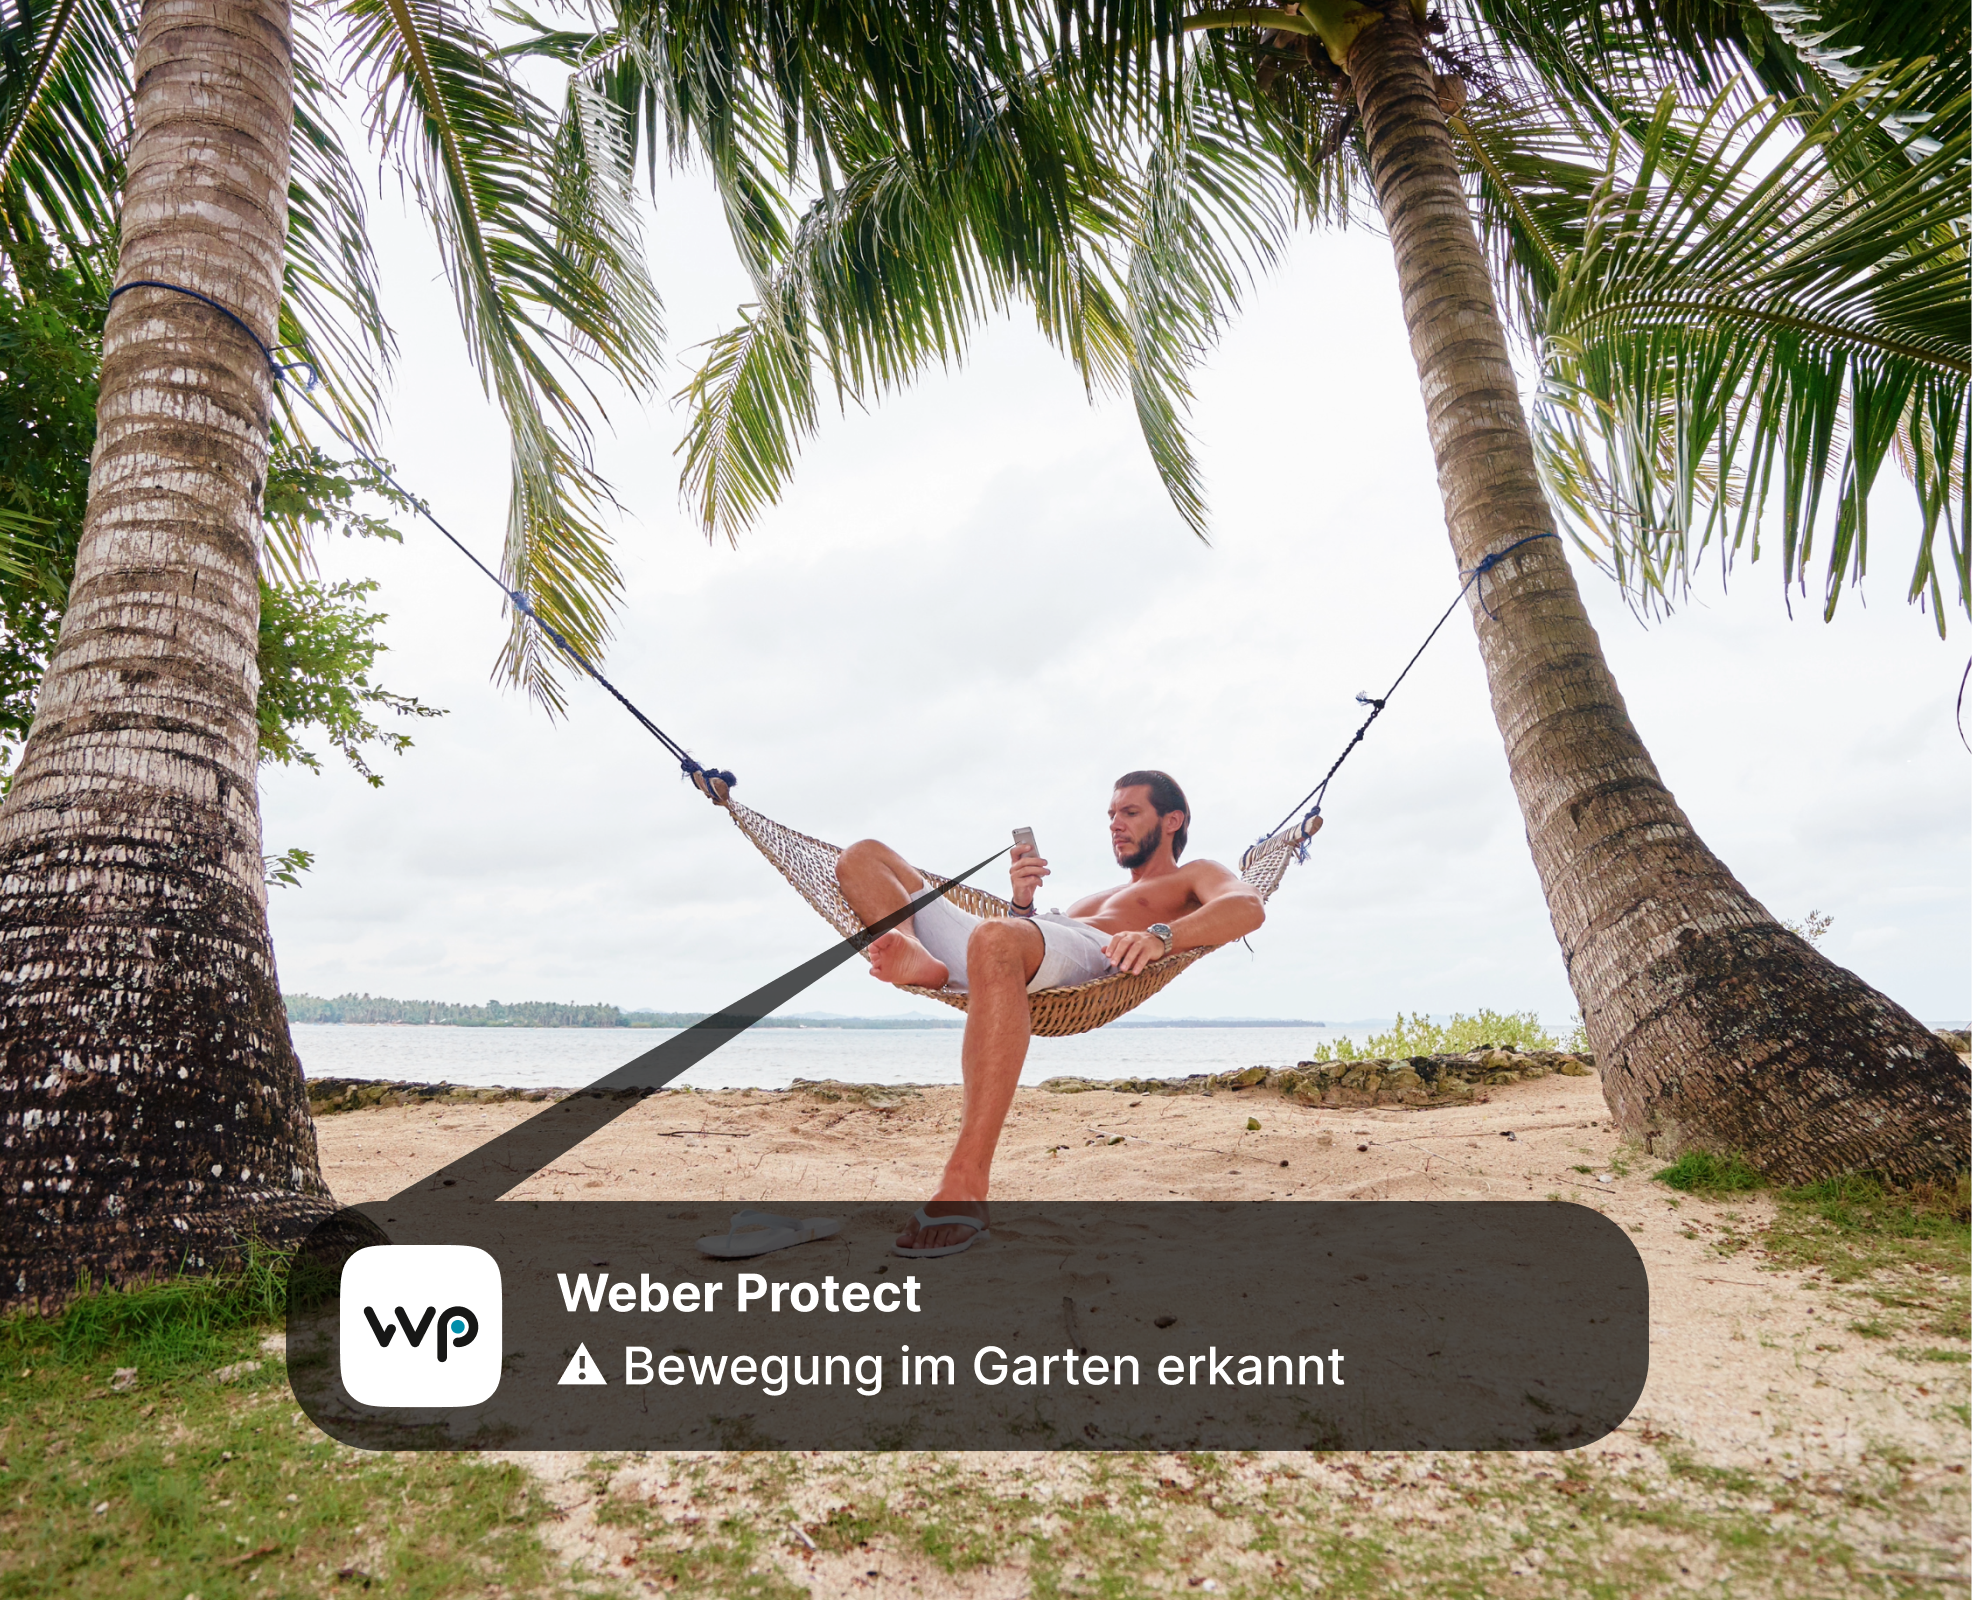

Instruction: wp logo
[340,1245,503,1408]
[363,1304,480,1361]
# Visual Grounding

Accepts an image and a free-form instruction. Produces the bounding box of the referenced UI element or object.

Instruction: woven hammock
[691,775,1322,1037]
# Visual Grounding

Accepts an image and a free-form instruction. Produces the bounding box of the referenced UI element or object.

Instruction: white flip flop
[892,1207,989,1259]
[696,1210,844,1258]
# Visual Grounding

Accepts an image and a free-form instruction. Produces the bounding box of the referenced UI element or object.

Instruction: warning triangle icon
[558,1343,607,1386]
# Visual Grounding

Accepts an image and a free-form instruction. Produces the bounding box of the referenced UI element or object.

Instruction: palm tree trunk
[1342,0,1966,1183]
[0,0,332,1306]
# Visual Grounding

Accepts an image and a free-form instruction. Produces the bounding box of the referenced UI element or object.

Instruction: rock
[1031,1046,1587,1109]
[789,1080,922,1108]
[306,1077,565,1115]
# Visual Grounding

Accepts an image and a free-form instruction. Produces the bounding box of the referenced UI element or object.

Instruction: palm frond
[675,292,817,540]
[1122,48,1294,536]
[1462,0,1967,200]
[269,1,395,578]
[1449,93,1603,337]
[0,504,47,583]
[667,32,1341,544]
[673,149,1019,539]
[1533,74,1970,632]
[0,0,129,262]
[549,73,663,366]
[338,0,665,708]
[670,64,1149,539]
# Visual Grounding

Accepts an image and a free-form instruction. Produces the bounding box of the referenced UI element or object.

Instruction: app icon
[339,1245,503,1407]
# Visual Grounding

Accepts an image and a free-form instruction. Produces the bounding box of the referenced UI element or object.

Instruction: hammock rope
[115,279,1554,1036]
[1255,531,1557,845]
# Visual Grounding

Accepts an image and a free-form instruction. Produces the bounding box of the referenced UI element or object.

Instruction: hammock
[689,772,1322,1037]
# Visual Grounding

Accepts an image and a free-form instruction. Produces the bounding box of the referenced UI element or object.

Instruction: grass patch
[1757,1171,1971,1380]
[3,1244,290,1377]
[1665,1454,1763,1497]
[1653,1150,1765,1196]
[584,1446,1934,1600]
[0,1254,567,1599]
[1764,1172,1971,1284]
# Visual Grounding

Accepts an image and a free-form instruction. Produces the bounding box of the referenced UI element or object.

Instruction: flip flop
[696,1210,844,1259]
[892,1207,990,1259]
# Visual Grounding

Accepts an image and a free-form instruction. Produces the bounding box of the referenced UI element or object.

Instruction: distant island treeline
[283,994,1319,1030]
[283,994,961,1029]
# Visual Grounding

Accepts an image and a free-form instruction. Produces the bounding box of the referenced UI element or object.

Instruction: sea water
[289,1022,1365,1092]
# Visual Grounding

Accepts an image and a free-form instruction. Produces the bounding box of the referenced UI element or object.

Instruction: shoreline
[303,1044,1597,1116]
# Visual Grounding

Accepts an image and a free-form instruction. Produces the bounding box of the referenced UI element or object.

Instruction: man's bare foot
[867,930,949,988]
[895,1200,988,1254]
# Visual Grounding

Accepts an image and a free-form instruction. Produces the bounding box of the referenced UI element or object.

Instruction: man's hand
[1009,843,1050,909]
[1103,929,1169,975]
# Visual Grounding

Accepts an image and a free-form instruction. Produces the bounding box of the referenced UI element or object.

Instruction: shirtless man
[834,770,1265,1256]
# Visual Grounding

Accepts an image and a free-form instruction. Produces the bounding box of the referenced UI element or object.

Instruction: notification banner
[286,1202,1647,1451]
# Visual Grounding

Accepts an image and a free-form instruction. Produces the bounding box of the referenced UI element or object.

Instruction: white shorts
[907,879,1116,993]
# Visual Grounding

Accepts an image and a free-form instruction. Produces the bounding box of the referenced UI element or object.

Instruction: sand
[314,1072,1970,1595]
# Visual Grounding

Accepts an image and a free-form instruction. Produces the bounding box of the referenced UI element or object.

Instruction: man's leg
[836,838,949,988]
[896,918,1043,1251]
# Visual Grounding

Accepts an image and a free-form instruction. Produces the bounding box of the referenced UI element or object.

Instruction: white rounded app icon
[340,1245,503,1407]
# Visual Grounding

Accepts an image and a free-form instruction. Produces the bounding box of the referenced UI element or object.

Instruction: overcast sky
[259,158,1969,1029]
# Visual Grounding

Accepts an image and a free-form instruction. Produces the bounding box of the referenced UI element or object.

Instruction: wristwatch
[1147,923,1174,957]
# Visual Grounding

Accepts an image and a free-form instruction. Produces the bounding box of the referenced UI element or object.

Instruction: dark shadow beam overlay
[383,853,1005,1212]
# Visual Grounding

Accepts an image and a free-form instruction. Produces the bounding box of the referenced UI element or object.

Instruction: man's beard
[1114,823,1164,870]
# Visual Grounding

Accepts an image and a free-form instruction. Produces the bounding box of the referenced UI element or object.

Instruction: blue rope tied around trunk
[106,279,733,795]
[1464,532,1559,620]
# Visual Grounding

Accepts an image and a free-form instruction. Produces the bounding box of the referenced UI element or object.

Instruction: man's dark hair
[1114,770,1191,860]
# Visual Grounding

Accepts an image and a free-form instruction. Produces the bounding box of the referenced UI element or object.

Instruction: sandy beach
[310,1070,1969,1597]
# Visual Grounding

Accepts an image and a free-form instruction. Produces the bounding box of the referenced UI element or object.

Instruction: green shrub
[1654,1150,1767,1196]
[1307,1008,1564,1062]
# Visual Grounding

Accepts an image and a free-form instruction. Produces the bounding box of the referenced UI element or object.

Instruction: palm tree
[601,0,1967,1178]
[0,0,1132,1300]
[0,0,667,1301]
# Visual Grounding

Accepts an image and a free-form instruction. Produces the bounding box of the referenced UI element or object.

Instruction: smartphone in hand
[1012,827,1037,857]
